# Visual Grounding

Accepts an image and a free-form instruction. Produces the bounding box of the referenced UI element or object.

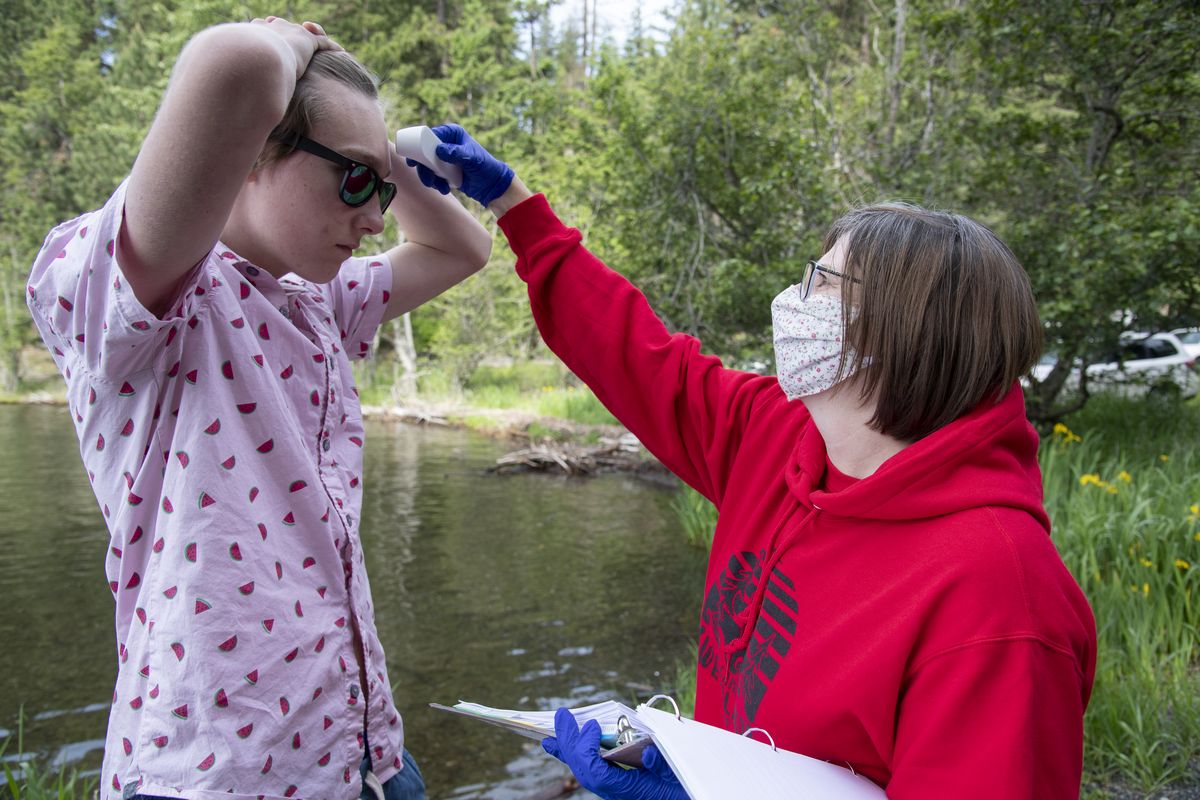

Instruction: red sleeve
[498,194,781,504]
[887,637,1088,799]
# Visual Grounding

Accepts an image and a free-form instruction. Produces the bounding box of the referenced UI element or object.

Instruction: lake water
[0,403,708,798]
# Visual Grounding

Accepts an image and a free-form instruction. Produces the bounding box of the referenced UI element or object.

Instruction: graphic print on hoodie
[699,548,800,733]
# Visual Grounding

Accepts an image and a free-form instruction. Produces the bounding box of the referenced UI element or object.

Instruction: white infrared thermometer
[395,126,463,189]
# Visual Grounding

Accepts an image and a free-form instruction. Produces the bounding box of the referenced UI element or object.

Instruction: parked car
[1171,327,1200,359]
[1030,332,1199,400]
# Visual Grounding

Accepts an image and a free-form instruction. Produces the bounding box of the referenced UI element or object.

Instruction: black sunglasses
[287,133,397,213]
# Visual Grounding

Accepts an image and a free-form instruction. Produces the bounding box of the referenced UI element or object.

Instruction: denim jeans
[361,746,425,800]
[128,747,426,800]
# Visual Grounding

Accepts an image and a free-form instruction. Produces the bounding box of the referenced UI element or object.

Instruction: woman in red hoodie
[413,126,1097,799]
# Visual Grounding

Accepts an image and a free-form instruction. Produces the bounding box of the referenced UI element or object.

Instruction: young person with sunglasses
[408,126,1097,799]
[25,18,493,800]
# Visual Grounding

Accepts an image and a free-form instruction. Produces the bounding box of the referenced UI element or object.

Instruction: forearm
[388,161,491,269]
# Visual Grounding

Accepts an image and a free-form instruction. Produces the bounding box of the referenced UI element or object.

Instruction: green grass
[355,359,620,427]
[1042,395,1200,792]
[0,712,97,800]
[668,393,1200,795]
[671,485,718,550]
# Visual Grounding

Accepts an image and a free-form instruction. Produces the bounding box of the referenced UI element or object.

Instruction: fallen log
[490,434,660,477]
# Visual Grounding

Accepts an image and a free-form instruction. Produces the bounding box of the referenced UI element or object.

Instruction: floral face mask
[771,286,856,399]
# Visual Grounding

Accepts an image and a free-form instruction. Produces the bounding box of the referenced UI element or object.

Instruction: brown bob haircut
[825,202,1042,442]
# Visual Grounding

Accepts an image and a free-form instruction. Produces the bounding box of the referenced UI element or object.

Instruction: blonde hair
[255,50,380,169]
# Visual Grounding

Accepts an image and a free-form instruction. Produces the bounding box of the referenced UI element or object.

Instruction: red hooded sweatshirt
[498,195,1096,798]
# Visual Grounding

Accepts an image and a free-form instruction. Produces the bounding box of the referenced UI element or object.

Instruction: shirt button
[279,305,290,318]
[322,438,330,452]
[350,684,360,699]
[346,514,354,526]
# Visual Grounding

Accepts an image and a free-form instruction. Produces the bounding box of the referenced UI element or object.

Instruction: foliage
[1041,399,1200,789]
[670,484,717,550]
[0,710,98,800]
[3,0,1198,417]
[971,0,1200,421]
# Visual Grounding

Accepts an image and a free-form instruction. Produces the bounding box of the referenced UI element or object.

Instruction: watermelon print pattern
[24,179,407,800]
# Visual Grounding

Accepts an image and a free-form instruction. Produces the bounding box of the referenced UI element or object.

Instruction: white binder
[431,695,887,799]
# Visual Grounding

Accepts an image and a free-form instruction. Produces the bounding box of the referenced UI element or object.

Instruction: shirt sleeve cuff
[495,194,580,279]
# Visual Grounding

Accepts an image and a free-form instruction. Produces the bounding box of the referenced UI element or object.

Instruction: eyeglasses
[288,133,397,214]
[800,260,861,300]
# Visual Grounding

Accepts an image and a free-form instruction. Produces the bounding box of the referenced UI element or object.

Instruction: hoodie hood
[721,385,1048,655]
[785,383,1048,531]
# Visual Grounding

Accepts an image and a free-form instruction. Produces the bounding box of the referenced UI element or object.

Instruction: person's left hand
[541,708,688,800]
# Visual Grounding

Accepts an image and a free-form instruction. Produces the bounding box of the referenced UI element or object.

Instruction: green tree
[0,7,110,390]
[969,0,1200,419]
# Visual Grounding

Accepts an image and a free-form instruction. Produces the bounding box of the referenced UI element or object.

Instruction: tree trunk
[883,0,908,168]
[392,314,419,400]
[2,245,23,393]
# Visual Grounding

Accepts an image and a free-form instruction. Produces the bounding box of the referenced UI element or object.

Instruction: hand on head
[406,124,514,207]
[250,16,343,77]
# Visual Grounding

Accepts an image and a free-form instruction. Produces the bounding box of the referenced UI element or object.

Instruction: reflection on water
[0,405,707,798]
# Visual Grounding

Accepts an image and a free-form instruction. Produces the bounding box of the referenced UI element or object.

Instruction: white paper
[430,699,646,742]
[635,704,887,799]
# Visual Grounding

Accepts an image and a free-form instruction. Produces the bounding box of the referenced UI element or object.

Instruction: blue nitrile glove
[541,707,688,800]
[405,123,514,206]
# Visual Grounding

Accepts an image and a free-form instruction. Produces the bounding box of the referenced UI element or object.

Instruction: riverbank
[2,383,668,478]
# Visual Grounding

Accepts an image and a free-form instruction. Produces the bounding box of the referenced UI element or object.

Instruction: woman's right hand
[250,16,343,79]
[410,124,515,207]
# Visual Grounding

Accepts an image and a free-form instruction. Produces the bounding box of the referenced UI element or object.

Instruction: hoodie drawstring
[722,505,819,654]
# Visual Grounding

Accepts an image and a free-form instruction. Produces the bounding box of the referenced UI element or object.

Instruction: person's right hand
[251,16,343,79]
[410,124,514,207]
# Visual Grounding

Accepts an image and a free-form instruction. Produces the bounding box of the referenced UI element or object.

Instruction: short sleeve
[325,254,393,361]
[25,178,210,378]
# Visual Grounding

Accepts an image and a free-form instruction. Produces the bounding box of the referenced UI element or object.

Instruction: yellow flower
[1143,583,1150,596]
[1117,470,1132,483]
[1176,559,1191,570]
[1080,474,1101,487]
[1053,422,1068,436]
[1106,484,1118,494]
[1189,503,1199,517]
[1194,533,1200,542]
[1160,454,1170,462]
[1140,558,1154,568]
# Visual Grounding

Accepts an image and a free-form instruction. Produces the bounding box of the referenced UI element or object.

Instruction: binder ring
[616,715,637,746]
[741,727,777,751]
[645,694,682,720]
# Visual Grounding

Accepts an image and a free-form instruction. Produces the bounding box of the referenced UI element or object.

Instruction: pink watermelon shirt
[26,179,408,800]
